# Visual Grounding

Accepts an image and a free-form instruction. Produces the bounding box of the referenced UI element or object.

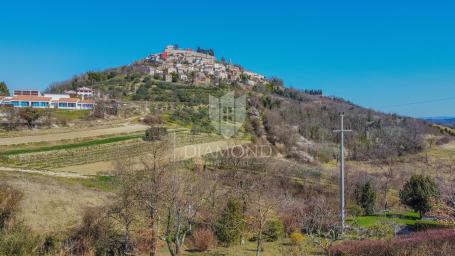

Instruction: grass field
[347,211,449,231]
[51,109,91,121]
[0,171,110,232]
[1,133,142,156]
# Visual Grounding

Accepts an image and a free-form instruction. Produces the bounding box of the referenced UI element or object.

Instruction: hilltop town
[139,45,268,87]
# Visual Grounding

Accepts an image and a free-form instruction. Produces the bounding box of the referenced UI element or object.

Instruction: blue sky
[1,0,454,117]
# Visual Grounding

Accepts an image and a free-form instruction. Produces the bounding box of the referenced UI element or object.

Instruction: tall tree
[215,197,245,246]
[354,180,377,215]
[137,141,172,256]
[109,159,138,255]
[163,172,209,256]
[0,81,9,96]
[399,175,440,219]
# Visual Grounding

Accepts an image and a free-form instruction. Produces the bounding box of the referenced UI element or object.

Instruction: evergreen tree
[354,180,377,215]
[399,175,440,219]
[0,81,10,96]
[215,198,245,246]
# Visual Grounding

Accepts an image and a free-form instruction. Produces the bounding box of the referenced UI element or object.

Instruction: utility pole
[333,113,352,233]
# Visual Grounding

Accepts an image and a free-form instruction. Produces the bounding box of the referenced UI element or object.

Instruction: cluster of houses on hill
[143,45,267,87]
[0,87,95,110]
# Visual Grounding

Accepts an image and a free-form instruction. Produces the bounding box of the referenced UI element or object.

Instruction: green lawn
[348,211,442,228]
[51,109,91,121]
[61,175,117,192]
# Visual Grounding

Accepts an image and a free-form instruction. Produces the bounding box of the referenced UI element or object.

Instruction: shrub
[367,221,395,238]
[347,204,363,217]
[0,183,23,230]
[290,232,305,246]
[399,175,440,218]
[215,198,245,246]
[262,219,284,242]
[142,114,163,125]
[190,228,216,252]
[18,107,44,128]
[63,207,123,255]
[330,228,455,256]
[354,180,377,215]
[143,127,168,141]
[0,223,42,256]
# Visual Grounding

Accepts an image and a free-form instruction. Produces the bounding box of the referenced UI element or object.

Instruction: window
[20,101,29,107]
[68,103,76,108]
[59,102,67,108]
[222,106,233,122]
[32,102,40,107]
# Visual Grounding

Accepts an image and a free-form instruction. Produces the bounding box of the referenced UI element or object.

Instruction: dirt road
[0,124,149,146]
[0,166,88,178]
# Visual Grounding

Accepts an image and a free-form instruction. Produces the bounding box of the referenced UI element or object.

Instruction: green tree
[0,81,9,96]
[399,175,440,219]
[215,198,245,246]
[18,107,43,128]
[143,127,167,141]
[354,180,377,215]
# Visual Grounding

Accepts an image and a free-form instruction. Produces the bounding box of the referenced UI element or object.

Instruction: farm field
[0,123,149,145]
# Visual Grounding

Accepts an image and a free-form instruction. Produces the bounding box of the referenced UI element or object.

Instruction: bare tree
[162,172,209,256]
[108,158,139,255]
[247,175,285,256]
[136,141,173,256]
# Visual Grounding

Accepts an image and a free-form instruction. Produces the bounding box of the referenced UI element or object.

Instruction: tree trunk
[255,235,262,256]
[150,212,157,256]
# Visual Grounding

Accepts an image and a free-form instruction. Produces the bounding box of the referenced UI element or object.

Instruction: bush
[330,228,455,256]
[0,183,23,230]
[367,221,395,238]
[63,207,123,255]
[143,127,168,141]
[262,219,284,242]
[190,228,216,252]
[0,223,42,256]
[215,198,245,246]
[399,175,440,218]
[142,114,163,125]
[290,232,305,246]
[354,180,377,215]
[347,204,363,217]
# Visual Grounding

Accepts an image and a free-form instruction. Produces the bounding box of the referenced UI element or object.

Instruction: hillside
[1,46,453,256]
[44,45,439,163]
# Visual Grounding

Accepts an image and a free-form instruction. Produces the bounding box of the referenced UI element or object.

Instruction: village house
[76,87,94,98]
[2,88,96,110]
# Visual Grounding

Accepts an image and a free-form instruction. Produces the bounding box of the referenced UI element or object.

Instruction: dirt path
[0,166,88,178]
[440,140,455,151]
[0,123,149,145]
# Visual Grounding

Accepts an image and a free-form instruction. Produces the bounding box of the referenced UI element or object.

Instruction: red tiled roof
[79,100,95,104]
[58,98,79,103]
[9,95,52,101]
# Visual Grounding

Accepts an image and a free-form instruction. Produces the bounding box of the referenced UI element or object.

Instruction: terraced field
[1,131,222,170]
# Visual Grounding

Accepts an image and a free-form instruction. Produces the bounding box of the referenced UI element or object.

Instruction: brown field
[0,123,148,145]
[0,171,110,232]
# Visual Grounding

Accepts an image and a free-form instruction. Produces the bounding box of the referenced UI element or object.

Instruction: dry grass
[0,171,110,233]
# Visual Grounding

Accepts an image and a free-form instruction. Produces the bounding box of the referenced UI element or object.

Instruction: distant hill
[423,117,455,127]
[45,45,439,163]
